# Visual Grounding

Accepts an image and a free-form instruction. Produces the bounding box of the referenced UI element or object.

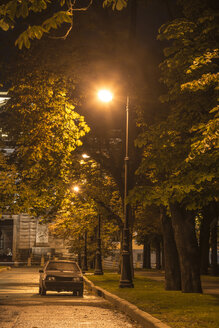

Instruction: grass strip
[88,273,219,328]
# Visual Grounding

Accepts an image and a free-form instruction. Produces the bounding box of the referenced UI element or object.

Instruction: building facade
[0,214,70,263]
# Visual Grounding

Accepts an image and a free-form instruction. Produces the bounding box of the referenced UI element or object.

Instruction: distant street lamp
[98,90,134,288]
[82,153,90,159]
[73,185,80,193]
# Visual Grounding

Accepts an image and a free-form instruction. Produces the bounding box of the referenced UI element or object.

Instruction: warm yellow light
[73,186,79,193]
[98,89,113,103]
[82,154,90,159]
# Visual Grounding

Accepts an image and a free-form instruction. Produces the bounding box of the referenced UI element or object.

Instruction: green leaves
[0,0,74,48]
[0,70,90,216]
[42,11,72,31]
[0,0,129,49]
[103,0,128,11]
[14,11,73,49]
[0,152,18,215]
[133,0,219,212]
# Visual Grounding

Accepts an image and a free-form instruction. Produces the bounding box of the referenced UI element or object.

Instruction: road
[0,268,142,328]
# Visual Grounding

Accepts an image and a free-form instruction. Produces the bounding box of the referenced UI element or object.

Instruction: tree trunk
[129,230,134,278]
[161,208,181,290]
[143,235,149,269]
[210,218,218,276]
[170,202,202,293]
[146,242,151,268]
[117,228,123,274]
[143,236,151,269]
[161,237,165,270]
[199,206,212,275]
[155,237,161,270]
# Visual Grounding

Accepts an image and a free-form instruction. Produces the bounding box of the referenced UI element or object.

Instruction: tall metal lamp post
[98,91,134,288]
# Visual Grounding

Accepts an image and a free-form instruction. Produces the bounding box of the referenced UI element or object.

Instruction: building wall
[1,214,71,262]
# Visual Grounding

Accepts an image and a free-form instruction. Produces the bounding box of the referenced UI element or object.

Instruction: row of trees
[132,0,218,292]
[0,0,218,293]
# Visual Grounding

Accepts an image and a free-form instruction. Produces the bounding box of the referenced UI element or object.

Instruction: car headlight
[73,277,81,282]
[47,276,56,281]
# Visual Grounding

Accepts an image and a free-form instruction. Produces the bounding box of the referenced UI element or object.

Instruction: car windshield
[46,262,80,272]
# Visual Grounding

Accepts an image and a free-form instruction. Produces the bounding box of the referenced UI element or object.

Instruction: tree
[0,0,128,48]
[132,0,218,292]
[0,70,90,216]
[48,158,121,264]
[0,151,18,215]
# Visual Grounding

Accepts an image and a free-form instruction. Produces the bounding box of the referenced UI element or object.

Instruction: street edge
[83,276,171,328]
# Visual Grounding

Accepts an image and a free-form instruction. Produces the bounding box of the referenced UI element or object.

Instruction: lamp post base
[119,226,134,288]
[119,250,134,288]
[94,246,103,275]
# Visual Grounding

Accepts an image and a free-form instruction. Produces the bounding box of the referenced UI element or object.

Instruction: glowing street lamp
[98,89,113,103]
[82,153,90,159]
[98,90,134,288]
[73,185,80,193]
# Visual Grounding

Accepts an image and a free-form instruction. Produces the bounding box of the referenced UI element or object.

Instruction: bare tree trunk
[161,237,165,270]
[143,235,148,269]
[210,218,218,276]
[155,236,161,270]
[161,208,181,290]
[143,236,151,269]
[117,228,123,274]
[170,202,202,293]
[200,206,212,274]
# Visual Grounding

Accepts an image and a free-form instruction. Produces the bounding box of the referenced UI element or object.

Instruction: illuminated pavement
[0,267,142,328]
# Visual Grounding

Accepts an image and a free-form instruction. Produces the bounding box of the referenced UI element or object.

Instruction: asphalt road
[0,268,142,328]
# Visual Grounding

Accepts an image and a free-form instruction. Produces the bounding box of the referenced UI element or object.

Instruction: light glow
[82,153,90,159]
[98,89,113,103]
[73,186,79,193]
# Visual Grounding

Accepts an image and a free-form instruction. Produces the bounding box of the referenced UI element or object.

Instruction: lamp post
[98,91,134,288]
[94,214,103,275]
[119,96,133,288]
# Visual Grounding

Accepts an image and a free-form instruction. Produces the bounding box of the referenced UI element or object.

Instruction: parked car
[39,260,83,296]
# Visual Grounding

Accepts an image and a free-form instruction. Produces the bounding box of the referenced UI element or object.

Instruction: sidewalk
[84,275,171,328]
[134,270,219,295]
[85,271,219,328]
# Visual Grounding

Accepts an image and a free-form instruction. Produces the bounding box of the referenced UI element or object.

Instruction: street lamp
[98,89,113,103]
[72,184,88,272]
[73,185,80,193]
[98,90,134,288]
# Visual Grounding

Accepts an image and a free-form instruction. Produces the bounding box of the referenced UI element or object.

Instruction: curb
[0,266,11,273]
[83,276,171,328]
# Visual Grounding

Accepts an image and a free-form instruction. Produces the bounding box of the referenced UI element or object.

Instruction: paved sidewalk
[134,270,219,295]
